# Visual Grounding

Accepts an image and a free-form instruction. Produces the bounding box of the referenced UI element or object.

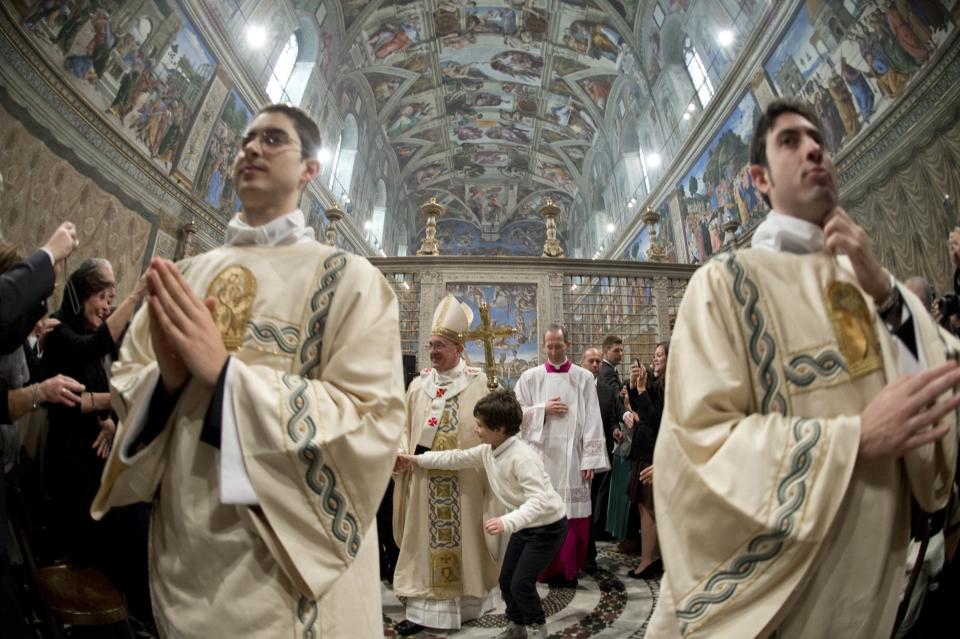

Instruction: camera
[938,293,960,320]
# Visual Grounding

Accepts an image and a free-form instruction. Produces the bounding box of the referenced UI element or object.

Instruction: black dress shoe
[627,559,662,579]
[395,620,425,636]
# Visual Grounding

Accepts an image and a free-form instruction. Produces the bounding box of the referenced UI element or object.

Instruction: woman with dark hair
[42,257,145,565]
[624,341,668,579]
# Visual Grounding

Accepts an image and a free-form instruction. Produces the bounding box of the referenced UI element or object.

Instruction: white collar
[493,435,518,458]
[225,209,316,247]
[435,358,466,382]
[751,210,825,255]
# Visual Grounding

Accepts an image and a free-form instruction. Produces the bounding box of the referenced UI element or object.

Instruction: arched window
[370,179,387,247]
[267,34,299,103]
[267,31,315,105]
[330,114,359,199]
[683,36,714,107]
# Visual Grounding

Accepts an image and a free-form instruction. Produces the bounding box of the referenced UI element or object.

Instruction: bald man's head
[581,347,602,378]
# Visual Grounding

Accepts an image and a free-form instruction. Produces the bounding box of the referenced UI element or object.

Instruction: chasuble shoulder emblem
[824,281,882,379]
[206,265,257,351]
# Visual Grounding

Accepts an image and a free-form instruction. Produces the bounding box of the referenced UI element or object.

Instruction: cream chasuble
[648,243,957,639]
[392,361,500,619]
[514,363,609,519]
[91,215,406,639]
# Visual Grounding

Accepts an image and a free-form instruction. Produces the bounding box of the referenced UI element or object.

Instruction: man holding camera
[648,99,957,638]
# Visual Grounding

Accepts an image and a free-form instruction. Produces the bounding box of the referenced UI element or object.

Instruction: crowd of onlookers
[1,222,153,637]
[575,335,669,581]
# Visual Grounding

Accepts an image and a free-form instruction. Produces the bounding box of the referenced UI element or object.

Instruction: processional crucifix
[459,301,518,391]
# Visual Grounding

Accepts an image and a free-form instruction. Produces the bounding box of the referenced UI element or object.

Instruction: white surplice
[513,363,610,518]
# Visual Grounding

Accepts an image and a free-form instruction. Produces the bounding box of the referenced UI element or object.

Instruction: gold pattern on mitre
[431,294,474,345]
[206,265,258,351]
[824,281,882,379]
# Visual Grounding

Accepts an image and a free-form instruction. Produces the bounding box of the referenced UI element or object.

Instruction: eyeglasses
[240,128,302,156]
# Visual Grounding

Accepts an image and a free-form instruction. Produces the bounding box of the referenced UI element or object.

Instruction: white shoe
[526,623,548,639]
[494,621,527,639]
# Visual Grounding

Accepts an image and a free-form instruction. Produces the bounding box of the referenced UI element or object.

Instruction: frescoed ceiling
[335,0,647,245]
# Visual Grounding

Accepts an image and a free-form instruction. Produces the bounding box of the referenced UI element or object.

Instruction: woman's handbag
[612,422,633,457]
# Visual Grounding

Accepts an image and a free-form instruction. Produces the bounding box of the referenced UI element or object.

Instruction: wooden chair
[8,476,134,638]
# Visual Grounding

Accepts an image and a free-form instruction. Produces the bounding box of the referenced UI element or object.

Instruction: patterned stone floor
[382,542,659,638]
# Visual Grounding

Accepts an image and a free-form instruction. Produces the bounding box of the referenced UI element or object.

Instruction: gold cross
[459,301,517,391]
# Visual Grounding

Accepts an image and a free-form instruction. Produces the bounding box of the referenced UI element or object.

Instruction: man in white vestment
[392,295,500,635]
[515,324,609,586]
[648,99,958,638]
[91,104,406,638]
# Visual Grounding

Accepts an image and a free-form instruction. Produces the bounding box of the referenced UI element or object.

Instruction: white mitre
[431,294,474,344]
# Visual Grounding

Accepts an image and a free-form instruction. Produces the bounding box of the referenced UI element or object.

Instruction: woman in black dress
[624,341,668,579]
[42,258,145,565]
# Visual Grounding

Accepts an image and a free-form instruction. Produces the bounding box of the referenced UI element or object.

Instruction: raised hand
[42,221,78,263]
[147,267,189,393]
[636,363,648,390]
[146,259,228,388]
[949,227,960,268]
[823,207,890,303]
[629,361,641,388]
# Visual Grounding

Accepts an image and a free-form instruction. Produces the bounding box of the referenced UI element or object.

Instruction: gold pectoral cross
[460,301,517,391]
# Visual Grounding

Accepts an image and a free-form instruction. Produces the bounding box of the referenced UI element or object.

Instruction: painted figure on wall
[18,0,218,173]
[368,16,421,60]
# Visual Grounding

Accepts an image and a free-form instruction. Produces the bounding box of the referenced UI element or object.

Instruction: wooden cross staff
[460,301,517,391]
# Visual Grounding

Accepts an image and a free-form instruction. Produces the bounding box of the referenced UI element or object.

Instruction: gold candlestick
[417,197,444,256]
[324,203,345,246]
[540,197,565,258]
[641,205,666,262]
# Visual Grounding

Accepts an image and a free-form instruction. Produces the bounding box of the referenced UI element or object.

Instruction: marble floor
[381,542,660,638]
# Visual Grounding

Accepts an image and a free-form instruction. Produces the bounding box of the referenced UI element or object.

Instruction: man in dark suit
[599,334,624,393]
[0,222,77,354]
[0,221,76,638]
[583,346,623,573]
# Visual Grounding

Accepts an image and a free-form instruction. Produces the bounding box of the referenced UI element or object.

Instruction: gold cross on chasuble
[459,301,517,391]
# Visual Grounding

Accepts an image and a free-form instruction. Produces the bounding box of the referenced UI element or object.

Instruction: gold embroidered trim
[824,281,882,379]
[206,265,257,351]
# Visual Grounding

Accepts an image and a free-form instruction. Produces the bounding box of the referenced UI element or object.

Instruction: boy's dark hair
[602,334,622,351]
[256,103,322,160]
[749,99,824,207]
[474,389,523,437]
